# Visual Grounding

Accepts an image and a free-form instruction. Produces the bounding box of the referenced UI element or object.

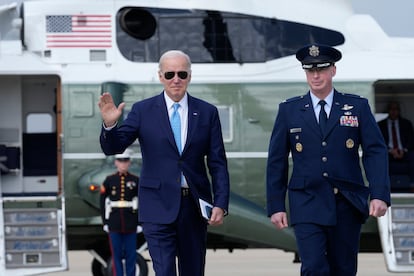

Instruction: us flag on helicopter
[45,14,112,48]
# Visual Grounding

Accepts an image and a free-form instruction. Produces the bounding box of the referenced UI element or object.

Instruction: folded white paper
[198,198,213,220]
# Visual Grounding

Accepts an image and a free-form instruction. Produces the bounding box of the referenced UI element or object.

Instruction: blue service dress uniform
[100,171,139,276]
[266,90,391,275]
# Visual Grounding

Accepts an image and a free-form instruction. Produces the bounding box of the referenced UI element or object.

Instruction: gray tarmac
[43,249,412,276]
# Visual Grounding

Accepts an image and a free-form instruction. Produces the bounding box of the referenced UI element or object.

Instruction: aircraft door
[0,76,23,194]
[374,80,414,272]
[0,75,67,275]
[21,76,59,194]
[0,75,61,195]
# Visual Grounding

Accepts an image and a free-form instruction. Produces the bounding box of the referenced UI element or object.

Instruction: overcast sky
[351,0,414,37]
[1,0,413,37]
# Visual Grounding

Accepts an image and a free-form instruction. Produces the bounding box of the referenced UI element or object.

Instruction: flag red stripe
[47,40,111,42]
[46,44,112,48]
[72,14,111,17]
[72,24,111,28]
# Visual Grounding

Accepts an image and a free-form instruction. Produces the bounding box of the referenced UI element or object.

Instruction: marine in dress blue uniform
[100,150,139,276]
[266,44,391,276]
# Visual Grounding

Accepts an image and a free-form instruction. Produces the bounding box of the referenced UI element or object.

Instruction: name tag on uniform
[340,116,359,127]
[290,128,302,133]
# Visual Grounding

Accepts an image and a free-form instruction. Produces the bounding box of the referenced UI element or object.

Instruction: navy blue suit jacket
[100,92,230,224]
[378,116,414,152]
[267,90,391,225]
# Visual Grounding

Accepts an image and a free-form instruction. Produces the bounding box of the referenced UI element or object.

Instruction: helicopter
[1,0,414,275]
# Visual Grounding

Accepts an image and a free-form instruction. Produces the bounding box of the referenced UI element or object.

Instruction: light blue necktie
[171,103,182,153]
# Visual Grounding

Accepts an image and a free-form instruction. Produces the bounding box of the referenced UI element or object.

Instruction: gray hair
[158,50,191,71]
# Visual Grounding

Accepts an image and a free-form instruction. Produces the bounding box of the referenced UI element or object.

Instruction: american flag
[46,15,112,48]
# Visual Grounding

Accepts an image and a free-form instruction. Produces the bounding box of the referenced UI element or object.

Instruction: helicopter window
[217,105,233,142]
[69,91,94,117]
[90,50,107,61]
[119,8,157,40]
[26,113,53,133]
[116,7,345,63]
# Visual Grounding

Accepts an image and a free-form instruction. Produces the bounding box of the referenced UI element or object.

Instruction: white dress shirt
[310,90,334,122]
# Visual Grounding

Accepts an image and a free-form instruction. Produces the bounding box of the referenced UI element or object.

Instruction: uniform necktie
[171,103,182,153]
[391,120,398,149]
[319,100,328,134]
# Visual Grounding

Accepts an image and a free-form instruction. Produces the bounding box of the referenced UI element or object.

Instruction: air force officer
[266,44,391,276]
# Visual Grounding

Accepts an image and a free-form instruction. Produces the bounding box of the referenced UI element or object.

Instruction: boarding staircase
[378,193,414,272]
[0,175,68,275]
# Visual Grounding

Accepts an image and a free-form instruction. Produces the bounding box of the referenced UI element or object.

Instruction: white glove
[136,225,143,233]
[103,225,109,233]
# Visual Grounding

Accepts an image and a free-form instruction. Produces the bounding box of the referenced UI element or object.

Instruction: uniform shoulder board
[282,95,305,103]
[340,92,364,99]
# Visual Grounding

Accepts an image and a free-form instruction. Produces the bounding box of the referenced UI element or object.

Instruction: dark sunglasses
[163,71,188,80]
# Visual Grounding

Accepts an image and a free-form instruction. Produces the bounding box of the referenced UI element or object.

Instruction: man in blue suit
[266,44,391,276]
[98,50,230,276]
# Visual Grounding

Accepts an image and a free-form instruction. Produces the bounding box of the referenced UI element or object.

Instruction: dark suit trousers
[389,151,414,181]
[293,193,362,276]
[142,194,208,276]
